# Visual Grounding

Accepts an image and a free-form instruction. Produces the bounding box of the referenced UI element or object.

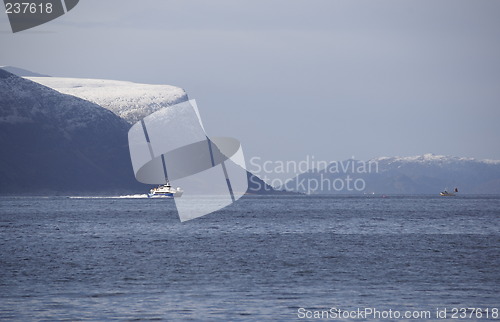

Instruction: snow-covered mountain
[0,68,147,193]
[0,67,281,194]
[26,77,188,124]
[287,153,500,194]
[0,71,127,129]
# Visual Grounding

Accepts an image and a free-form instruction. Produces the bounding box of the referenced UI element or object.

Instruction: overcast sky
[2,0,499,174]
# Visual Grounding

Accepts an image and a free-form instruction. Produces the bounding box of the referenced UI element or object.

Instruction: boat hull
[148,191,183,198]
[148,193,174,198]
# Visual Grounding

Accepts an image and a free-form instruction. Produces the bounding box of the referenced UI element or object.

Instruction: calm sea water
[0,195,499,321]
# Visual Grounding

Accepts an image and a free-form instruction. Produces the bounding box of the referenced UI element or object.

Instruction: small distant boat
[148,182,183,198]
[440,187,458,196]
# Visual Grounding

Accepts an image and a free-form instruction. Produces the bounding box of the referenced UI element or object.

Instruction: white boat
[148,182,183,198]
[440,187,458,196]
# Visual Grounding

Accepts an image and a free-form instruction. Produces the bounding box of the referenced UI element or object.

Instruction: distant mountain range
[3,67,498,195]
[0,68,280,194]
[0,66,50,77]
[286,154,500,194]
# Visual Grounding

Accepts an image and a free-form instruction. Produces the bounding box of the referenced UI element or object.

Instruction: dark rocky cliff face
[0,69,148,194]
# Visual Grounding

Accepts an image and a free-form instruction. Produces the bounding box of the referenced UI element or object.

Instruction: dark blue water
[1,195,499,320]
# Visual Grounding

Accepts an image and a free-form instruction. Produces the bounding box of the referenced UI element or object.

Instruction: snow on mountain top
[373,153,500,165]
[27,77,188,124]
[0,70,128,132]
[482,159,500,165]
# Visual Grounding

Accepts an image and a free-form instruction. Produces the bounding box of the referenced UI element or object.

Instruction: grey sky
[1,0,499,174]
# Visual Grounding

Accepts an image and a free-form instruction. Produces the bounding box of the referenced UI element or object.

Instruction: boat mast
[160,154,169,185]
